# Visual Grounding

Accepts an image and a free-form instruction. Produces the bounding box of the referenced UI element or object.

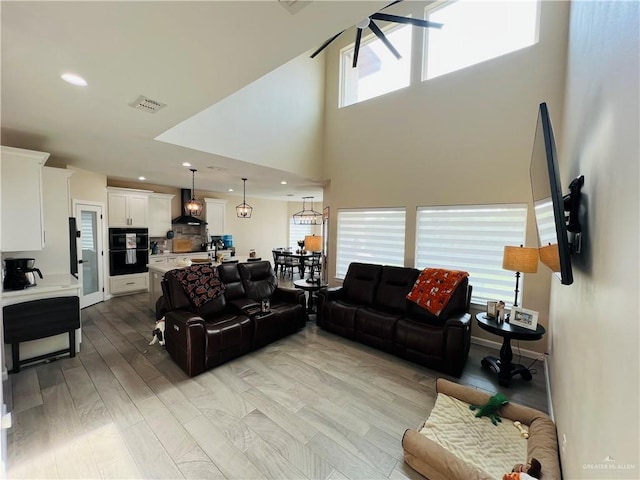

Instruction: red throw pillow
[406,268,469,316]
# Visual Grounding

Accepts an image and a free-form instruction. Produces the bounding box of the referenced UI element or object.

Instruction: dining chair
[281,252,300,278]
[272,249,287,275]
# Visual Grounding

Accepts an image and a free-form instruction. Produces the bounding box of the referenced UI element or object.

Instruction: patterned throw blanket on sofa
[168,265,225,308]
[407,268,469,316]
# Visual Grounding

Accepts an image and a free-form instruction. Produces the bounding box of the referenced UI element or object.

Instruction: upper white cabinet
[107,187,149,227]
[148,192,174,237]
[204,198,227,236]
[1,146,48,252]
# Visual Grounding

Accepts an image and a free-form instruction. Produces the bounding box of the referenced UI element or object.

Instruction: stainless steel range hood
[172,189,205,225]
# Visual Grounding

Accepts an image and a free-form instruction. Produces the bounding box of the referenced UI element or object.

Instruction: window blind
[415,204,528,307]
[336,208,406,278]
[289,220,312,250]
[80,211,95,251]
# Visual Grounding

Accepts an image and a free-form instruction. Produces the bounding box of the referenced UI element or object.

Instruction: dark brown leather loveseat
[316,262,472,376]
[161,261,306,376]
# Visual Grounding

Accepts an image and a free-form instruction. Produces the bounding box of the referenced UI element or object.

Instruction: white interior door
[75,203,105,308]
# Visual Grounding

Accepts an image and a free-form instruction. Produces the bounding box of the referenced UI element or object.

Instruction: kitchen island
[2,274,81,372]
[147,256,250,313]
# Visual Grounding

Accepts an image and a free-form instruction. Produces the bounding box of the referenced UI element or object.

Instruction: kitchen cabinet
[205,198,227,236]
[109,272,148,295]
[148,192,174,237]
[1,146,48,252]
[107,187,149,227]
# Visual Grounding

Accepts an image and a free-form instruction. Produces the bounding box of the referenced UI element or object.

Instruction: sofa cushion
[374,266,420,313]
[238,261,278,300]
[355,307,401,352]
[218,262,246,300]
[395,318,444,365]
[323,300,360,339]
[343,263,383,306]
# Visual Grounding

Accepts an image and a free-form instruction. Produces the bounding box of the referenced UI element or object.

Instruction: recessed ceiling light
[138,176,146,181]
[182,162,192,167]
[228,188,234,192]
[281,181,287,185]
[61,73,88,87]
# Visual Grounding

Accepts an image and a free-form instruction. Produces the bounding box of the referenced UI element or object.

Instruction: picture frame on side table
[486,301,497,318]
[509,307,539,330]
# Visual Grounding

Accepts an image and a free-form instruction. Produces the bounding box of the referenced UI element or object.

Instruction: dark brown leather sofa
[161,261,306,376]
[316,262,472,376]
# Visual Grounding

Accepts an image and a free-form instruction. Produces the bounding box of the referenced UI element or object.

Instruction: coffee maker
[3,258,43,290]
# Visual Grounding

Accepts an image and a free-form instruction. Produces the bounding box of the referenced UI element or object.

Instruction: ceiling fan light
[356,17,370,29]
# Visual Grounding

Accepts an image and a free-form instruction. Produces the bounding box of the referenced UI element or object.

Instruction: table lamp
[304,235,323,283]
[502,245,539,307]
[539,243,561,272]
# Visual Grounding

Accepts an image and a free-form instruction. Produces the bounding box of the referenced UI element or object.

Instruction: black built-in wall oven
[108,228,149,276]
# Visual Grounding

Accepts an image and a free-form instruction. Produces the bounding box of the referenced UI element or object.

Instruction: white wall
[550,1,640,478]
[156,54,326,180]
[322,0,570,351]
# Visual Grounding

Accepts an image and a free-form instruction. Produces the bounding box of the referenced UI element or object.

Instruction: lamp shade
[502,246,539,273]
[304,235,322,252]
[539,243,561,272]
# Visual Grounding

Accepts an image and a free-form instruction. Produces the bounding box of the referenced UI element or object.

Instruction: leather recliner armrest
[316,286,343,302]
[444,312,471,329]
[272,287,305,306]
[443,312,472,376]
[165,309,206,327]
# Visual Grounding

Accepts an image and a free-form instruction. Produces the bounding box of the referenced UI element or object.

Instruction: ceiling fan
[310,1,444,68]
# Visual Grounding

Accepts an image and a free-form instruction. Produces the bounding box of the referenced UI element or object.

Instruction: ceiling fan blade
[352,28,363,68]
[371,12,444,29]
[382,0,404,9]
[368,20,401,60]
[310,30,345,58]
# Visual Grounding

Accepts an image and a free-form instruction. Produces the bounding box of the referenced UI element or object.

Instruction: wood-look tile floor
[6,281,548,480]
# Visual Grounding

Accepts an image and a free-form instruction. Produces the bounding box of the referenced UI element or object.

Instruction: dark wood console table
[476,312,545,387]
[3,296,80,373]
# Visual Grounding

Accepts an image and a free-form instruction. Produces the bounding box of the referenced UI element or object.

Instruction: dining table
[272,250,315,277]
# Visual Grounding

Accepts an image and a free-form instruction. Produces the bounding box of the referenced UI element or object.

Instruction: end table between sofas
[476,312,545,387]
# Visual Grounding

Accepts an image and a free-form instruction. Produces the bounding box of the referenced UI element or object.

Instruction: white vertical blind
[534,199,556,245]
[415,204,528,307]
[81,210,95,250]
[289,220,312,250]
[336,208,406,278]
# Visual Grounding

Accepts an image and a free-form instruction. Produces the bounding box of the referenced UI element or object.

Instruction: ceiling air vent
[129,95,167,114]
[278,0,311,15]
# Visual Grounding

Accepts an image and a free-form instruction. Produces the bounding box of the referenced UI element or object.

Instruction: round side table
[293,279,327,315]
[475,312,545,387]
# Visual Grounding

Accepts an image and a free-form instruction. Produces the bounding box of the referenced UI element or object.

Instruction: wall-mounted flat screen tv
[530,102,582,286]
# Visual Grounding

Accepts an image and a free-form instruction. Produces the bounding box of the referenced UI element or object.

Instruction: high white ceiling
[1,1,388,200]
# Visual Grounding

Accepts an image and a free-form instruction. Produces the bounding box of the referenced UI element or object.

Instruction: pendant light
[293,196,322,225]
[236,178,253,218]
[184,168,203,216]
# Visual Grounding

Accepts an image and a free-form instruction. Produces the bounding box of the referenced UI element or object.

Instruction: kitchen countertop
[2,274,80,299]
[148,256,250,274]
[149,251,210,257]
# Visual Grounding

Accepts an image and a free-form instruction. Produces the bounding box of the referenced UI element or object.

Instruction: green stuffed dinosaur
[469,392,509,425]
